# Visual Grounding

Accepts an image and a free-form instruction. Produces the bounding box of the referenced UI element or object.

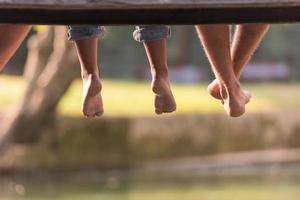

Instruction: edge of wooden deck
[1,0,300,10]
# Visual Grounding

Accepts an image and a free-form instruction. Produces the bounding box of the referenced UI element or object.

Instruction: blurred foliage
[255,24,300,78]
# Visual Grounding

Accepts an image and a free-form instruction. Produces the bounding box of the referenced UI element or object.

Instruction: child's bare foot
[220,82,251,117]
[152,76,176,115]
[208,79,251,104]
[82,73,103,118]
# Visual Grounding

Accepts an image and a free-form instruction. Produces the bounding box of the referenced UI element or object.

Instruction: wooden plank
[0,0,300,24]
[1,0,300,9]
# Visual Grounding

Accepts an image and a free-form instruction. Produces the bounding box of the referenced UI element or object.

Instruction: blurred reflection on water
[1,172,300,200]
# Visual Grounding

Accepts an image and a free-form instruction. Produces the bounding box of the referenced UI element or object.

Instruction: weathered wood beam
[0,0,300,24]
[1,0,300,9]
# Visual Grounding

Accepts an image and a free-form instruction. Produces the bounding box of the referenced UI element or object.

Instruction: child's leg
[68,26,104,117]
[208,24,270,100]
[0,25,31,71]
[195,25,250,117]
[134,26,176,114]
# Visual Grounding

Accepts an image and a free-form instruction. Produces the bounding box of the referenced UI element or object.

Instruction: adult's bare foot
[220,82,251,117]
[208,79,223,100]
[82,73,104,118]
[152,76,176,115]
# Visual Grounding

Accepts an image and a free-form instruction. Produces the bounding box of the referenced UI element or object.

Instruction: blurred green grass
[1,75,300,117]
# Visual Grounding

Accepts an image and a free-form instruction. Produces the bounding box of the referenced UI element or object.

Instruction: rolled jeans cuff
[133,25,171,42]
[67,25,105,41]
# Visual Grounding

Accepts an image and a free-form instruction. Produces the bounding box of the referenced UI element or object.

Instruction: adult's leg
[68,26,104,117]
[0,25,31,71]
[134,26,176,114]
[232,24,270,76]
[195,25,250,117]
[208,24,270,99]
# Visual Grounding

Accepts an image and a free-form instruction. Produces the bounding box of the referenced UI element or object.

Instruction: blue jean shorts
[67,25,170,42]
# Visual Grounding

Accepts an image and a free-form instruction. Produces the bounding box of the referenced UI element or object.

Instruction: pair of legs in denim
[68,25,176,117]
[69,25,269,118]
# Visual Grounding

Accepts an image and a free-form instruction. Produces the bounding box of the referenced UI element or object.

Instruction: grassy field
[2,178,300,200]
[1,75,300,116]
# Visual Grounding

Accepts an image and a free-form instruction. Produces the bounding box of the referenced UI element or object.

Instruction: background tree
[0,26,80,148]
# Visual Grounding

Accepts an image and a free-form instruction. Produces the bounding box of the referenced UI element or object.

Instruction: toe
[244,91,252,104]
[162,104,176,113]
[155,109,163,115]
[163,109,175,113]
[95,111,103,117]
[87,114,93,118]
[83,111,89,118]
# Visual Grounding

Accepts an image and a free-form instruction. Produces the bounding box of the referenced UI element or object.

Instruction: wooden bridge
[0,0,300,24]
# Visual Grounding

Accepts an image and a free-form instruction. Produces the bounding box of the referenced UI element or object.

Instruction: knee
[133,25,171,42]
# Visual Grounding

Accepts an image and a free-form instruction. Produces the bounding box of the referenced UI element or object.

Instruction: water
[1,173,300,200]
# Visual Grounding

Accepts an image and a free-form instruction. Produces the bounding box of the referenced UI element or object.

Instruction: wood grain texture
[0,0,300,10]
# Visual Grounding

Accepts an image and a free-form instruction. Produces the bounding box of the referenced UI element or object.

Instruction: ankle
[151,75,170,93]
[219,79,241,98]
[81,71,99,80]
[226,77,241,90]
[152,68,169,80]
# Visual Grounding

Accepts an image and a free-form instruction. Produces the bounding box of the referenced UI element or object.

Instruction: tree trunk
[0,26,79,147]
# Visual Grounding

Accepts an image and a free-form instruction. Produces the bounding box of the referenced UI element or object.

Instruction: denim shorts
[67,25,170,42]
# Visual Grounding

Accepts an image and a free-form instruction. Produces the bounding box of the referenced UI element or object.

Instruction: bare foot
[82,73,104,118]
[220,83,251,117]
[208,79,251,104]
[208,79,223,100]
[152,77,176,115]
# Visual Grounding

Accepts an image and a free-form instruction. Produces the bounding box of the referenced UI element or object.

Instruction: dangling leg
[68,26,104,117]
[0,25,31,71]
[196,25,250,117]
[134,26,176,114]
[208,24,270,99]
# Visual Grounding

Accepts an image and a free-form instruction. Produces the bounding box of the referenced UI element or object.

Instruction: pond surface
[1,174,300,200]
